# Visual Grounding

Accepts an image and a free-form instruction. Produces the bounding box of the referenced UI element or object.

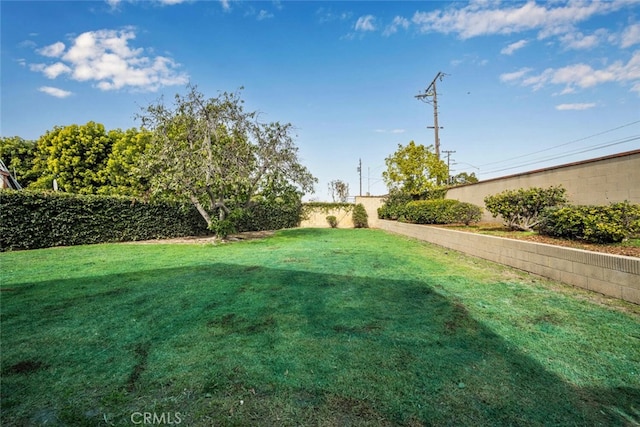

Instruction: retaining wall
[379,219,640,305]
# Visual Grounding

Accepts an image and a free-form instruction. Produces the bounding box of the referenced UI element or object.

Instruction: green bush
[402,199,482,225]
[352,203,369,228]
[377,190,413,220]
[452,202,483,226]
[484,186,567,231]
[539,202,640,243]
[326,215,338,228]
[0,190,210,251]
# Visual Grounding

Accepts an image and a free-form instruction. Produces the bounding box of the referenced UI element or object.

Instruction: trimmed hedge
[235,199,303,232]
[399,199,482,225]
[539,202,640,243]
[0,190,210,251]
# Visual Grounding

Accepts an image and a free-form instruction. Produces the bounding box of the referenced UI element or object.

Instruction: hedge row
[0,190,211,251]
[539,202,640,243]
[1,190,307,251]
[379,198,482,225]
[236,199,302,232]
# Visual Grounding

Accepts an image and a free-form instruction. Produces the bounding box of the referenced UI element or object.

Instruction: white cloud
[220,0,231,11]
[501,39,528,55]
[37,42,66,57]
[383,16,410,37]
[621,23,640,48]
[505,50,640,93]
[30,28,188,92]
[555,103,596,110]
[41,62,72,79]
[411,1,625,40]
[39,86,73,98]
[374,129,405,134]
[257,10,273,21]
[559,29,608,50]
[355,15,376,32]
[499,67,533,83]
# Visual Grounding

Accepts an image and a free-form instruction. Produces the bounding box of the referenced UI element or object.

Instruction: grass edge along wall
[379,220,640,305]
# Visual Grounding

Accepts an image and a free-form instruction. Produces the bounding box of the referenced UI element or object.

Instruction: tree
[99,128,152,197]
[0,136,38,187]
[328,179,349,202]
[450,172,479,185]
[139,85,316,236]
[31,122,114,194]
[382,141,447,198]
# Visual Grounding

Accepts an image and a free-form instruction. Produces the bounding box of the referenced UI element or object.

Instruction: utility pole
[357,158,362,196]
[415,71,447,160]
[442,150,456,184]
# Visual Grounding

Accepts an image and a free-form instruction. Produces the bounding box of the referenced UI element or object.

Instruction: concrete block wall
[446,150,640,223]
[379,220,640,305]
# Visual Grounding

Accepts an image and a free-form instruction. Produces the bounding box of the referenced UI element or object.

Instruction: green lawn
[1,228,639,426]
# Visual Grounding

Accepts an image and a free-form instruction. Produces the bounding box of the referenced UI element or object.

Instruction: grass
[1,228,639,426]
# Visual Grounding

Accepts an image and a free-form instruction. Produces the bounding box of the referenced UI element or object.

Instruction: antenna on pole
[415,71,448,160]
[442,150,456,184]
[357,158,362,196]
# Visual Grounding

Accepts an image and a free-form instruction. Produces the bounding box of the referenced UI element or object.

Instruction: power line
[481,135,640,175]
[478,119,640,168]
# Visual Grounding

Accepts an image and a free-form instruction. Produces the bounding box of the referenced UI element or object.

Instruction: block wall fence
[346,151,640,304]
[378,220,640,305]
[447,150,640,222]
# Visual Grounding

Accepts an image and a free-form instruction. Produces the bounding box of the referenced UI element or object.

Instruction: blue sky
[1,0,639,200]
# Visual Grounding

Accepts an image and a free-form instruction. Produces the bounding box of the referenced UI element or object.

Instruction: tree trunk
[189,194,212,229]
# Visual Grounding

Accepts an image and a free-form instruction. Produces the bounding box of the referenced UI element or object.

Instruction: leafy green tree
[382,141,447,198]
[0,136,38,187]
[31,122,114,194]
[99,128,152,197]
[139,85,317,236]
[450,172,479,185]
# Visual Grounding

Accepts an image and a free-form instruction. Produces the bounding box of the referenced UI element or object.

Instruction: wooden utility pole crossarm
[415,72,448,160]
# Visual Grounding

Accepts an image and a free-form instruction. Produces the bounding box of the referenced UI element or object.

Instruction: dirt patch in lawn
[434,223,640,258]
[130,230,275,245]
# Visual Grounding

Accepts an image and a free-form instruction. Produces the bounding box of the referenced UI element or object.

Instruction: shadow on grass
[2,262,638,426]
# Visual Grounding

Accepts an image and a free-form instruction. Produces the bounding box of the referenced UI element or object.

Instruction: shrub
[484,186,567,231]
[452,202,483,226]
[539,201,640,243]
[377,190,413,220]
[352,204,369,228]
[326,215,338,228]
[402,199,482,225]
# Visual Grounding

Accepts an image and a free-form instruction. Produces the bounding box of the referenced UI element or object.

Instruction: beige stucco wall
[299,198,386,229]
[446,150,640,223]
[299,206,354,228]
[354,196,385,228]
